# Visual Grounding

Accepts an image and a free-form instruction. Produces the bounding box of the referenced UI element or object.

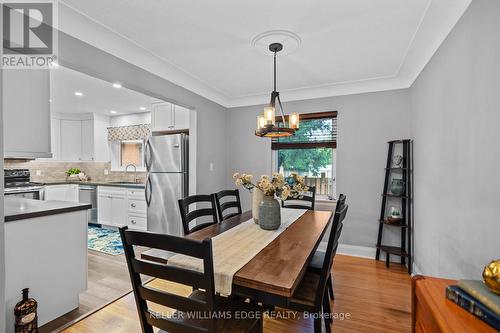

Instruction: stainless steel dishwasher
[79,185,97,224]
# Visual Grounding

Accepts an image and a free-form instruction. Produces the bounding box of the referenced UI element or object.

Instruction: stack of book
[446,280,500,331]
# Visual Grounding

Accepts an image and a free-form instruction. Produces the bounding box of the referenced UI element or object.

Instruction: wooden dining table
[141,209,333,307]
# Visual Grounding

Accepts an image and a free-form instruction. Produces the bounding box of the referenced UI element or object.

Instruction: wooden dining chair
[281,186,316,210]
[178,194,219,235]
[309,194,347,300]
[214,189,242,221]
[119,226,263,333]
[286,202,348,333]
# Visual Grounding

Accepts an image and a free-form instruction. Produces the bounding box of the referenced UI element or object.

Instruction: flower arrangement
[233,172,309,201]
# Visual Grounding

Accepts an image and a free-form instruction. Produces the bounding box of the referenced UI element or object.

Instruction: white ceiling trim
[59,1,471,109]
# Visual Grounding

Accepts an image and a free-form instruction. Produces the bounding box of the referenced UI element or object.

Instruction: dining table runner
[167,208,307,296]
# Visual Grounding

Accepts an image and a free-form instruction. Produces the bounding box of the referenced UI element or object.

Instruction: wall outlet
[35,170,42,176]
[209,162,214,172]
[104,169,109,175]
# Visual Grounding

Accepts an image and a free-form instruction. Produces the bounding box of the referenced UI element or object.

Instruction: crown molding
[59,0,471,109]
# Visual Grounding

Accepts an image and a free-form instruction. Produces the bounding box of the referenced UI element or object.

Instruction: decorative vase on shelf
[387,206,402,224]
[392,155,403,168]
[258,196,281,230]
[390,179,405,196]
[252,188,264,223]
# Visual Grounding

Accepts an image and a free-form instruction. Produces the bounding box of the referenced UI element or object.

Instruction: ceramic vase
[252,188,264,223]
[390,179,405,196]
[258,196,281,230]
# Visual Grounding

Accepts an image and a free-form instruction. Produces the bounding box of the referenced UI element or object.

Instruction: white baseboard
[412,262,423,276]
[320,242,402,263]
[337,243,377,259]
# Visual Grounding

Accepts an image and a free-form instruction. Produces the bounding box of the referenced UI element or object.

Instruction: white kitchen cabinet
[97,192,112,225]
[151,102,174,131]
[60,120,83,161]
[128,214,147,230]
[110,195,127,226]
[50,118,61,160]
[3,69,52,158]
[151,102,190,132]
[173,105,190,130]
[81,119,94,161]
[44,185,79,203]
[58,117,96,161]
[97,186,146,230]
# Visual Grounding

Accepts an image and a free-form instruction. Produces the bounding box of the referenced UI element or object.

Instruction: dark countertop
[42,181,145,189]
[4,197,92,222]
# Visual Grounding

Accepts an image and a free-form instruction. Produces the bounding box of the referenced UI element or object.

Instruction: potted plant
[233,172,308,230]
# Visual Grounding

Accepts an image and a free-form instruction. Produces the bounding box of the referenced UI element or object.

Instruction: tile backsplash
[4,160,147,183]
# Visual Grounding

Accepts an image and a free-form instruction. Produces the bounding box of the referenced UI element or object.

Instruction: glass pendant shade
[256,114,266,129]
[290,112,299,129]
[264,106,276,125]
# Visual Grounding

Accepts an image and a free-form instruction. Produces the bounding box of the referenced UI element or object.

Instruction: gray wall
[410,0,500,278]
[226,90,410,248]
[58,32,228,195]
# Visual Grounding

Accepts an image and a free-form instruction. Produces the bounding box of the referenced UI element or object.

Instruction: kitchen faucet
[125,164,139,183]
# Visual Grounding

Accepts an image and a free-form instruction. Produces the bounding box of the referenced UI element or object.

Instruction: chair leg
[322,301,332,333]
[323,292,333,326]
[255,315,263,333]
[314,317,322,333]
[327,275,335,300]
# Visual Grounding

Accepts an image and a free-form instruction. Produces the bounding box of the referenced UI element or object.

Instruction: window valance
[107,124,151,141]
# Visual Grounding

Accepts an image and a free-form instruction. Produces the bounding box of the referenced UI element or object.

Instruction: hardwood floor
[40,247,148,333]
[61,255,411,333]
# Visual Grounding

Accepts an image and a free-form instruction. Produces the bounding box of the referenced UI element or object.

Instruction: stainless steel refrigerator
[145,132,188,235]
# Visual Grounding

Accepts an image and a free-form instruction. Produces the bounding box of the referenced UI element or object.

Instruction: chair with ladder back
[281,186,316,210]
[285,201,348,333]
[119,226,263,333]
[178,194,219,235]
[308,194,347,300]
[214,189,242,221]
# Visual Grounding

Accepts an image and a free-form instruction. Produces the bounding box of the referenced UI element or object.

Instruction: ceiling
[50,65,162,116]
[60,0,471,107]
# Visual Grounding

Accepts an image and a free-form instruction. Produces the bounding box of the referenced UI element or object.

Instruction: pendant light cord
[274,51,277,92]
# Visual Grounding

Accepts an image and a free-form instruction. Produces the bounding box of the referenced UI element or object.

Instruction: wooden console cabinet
[412,275,497,332]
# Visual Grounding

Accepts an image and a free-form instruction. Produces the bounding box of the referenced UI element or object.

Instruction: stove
[4,169,44,199]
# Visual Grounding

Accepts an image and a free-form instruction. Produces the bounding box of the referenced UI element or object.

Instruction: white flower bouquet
[233,172,309,201]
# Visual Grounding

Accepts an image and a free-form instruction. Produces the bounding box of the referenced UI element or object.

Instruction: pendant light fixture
[255,43,299,138]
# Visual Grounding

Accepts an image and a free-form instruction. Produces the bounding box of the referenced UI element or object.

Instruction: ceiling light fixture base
[269,43,283,53]
[251,30,301,56]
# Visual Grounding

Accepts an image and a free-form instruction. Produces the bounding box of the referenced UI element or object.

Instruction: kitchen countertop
[42,180,145,188]
[4,197,92,222]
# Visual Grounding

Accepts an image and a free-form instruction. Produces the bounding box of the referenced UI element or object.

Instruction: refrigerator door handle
[145,174,153,207]
[144,139,152,172]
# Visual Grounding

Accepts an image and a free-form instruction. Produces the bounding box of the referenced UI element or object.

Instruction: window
[272,111,337,200]
[110,140,145,170]
[108,124,150,171]
[120,140,144,167]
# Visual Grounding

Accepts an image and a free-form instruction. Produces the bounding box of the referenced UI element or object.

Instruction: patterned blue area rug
[88,226,124,255]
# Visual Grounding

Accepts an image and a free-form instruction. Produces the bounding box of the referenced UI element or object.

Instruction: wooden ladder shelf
[376,139,413,274]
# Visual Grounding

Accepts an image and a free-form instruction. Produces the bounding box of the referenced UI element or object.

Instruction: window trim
[275,111,337,122]
[271,111,337,150]
[110,139,146,172]
[271,111,338,200]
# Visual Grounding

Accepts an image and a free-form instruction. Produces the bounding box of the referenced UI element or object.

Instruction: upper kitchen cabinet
[51,113,110,162]
[3,69,51,159]
[151,102,189,132]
